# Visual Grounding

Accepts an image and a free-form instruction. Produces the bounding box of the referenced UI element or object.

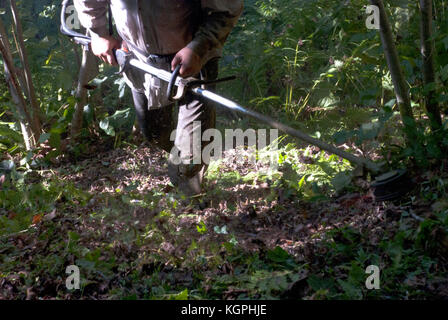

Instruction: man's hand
[171,47,202,77]
[90,35,121,66]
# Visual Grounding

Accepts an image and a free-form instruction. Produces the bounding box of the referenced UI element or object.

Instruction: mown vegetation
[1,0,448,299]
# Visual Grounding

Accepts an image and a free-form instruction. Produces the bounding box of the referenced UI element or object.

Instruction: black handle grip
[61,0,92,45]
[167,64,182,101]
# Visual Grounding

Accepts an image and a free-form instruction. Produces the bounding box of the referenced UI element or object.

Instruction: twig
[409,210,425,222]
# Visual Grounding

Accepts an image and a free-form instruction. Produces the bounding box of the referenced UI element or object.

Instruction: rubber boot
[167,160,207,197]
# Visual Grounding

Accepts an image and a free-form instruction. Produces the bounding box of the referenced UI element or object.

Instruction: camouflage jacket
[74,0,243,108]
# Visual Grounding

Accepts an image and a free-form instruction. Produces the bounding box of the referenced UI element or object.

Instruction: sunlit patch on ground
[1,144,448,299]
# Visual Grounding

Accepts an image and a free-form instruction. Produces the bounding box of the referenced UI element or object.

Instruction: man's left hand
[171,47,202,77]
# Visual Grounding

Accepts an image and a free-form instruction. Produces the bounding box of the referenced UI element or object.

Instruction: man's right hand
[90,35,121,66]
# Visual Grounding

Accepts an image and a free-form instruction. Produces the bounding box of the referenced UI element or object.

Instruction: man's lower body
[131,57,218,196]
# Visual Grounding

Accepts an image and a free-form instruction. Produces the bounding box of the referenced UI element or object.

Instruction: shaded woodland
[1,0,448,299]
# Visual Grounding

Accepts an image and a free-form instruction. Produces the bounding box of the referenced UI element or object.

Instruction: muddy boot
[167,160,207,197]
[177,172,202,197]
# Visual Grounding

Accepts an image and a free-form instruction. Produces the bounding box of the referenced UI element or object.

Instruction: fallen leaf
[161,242,176,254]
[32,214,43,224]
[43,209,57,221]
[432,200,448,213]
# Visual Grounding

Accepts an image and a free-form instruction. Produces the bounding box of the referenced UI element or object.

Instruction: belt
[147,53,176,65]
[124,40,175,65]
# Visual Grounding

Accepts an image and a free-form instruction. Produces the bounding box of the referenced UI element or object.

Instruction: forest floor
[1,137,448,300]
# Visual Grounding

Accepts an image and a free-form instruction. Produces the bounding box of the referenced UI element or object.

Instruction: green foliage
[99,108,135,137]
[275,143,354,199]
[0,119,23,152]
[0,176,89,237]
[220,0,447,167]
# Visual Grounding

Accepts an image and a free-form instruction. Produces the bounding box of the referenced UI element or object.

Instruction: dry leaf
[43,209,57,221]
[32,214,43,224]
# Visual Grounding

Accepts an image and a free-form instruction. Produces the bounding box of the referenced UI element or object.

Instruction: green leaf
[331,171,352,192]
[49,132,61,150]
[99,108,134,137]
[439,64,448,81]
[38,133,51,144]
[75,259,96,272]
[0,160,15,173]
[267,246,291,263]
[442,36,448,50]
[228,236,238,247]
[214,225,228,235]
[56,71,74,91]
[298,174,307,190]
[83,104,95,125]
[171,289,188,300]
[423,82,437,95]
[307,275,336,292]
[333,130,355,144]
[384,99,396,108]
[100,119,115,136]
[196,221,207,234]
[68,231,81,242]
[337,279,363,299]
[0,124,23,144]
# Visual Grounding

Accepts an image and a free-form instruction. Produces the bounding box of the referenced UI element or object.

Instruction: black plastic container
[371,169,414,201]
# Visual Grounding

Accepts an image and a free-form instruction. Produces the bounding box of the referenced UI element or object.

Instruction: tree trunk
[9,0,43,129]
[5,64,34,150]
[0,18,38,148]
[419,0,442,131]
[370,0,419,144]
[1,50,35,149]
[71,48,98,138]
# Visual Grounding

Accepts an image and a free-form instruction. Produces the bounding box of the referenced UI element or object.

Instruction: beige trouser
[131,58,218,195]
